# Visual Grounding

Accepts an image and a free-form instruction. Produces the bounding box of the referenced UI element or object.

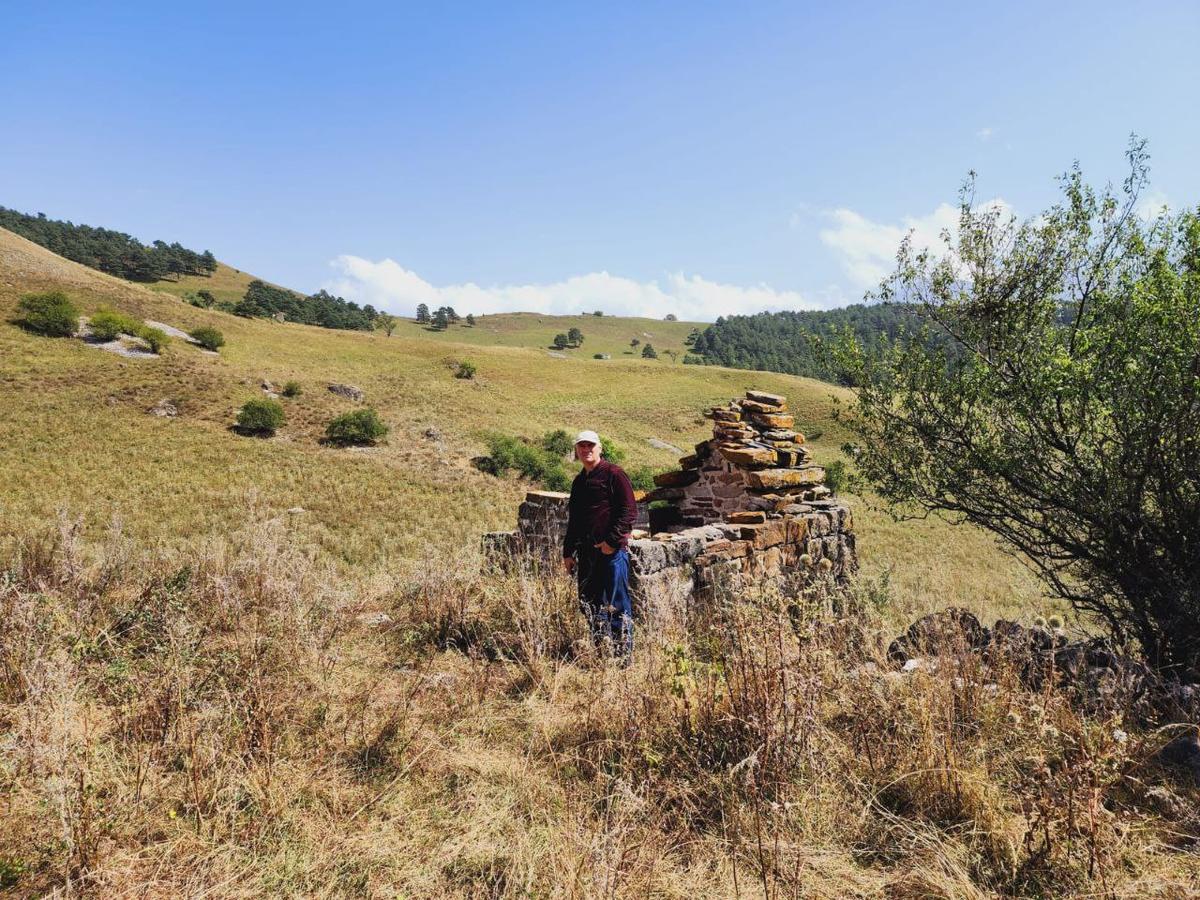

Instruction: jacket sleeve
[562,476,583,558]
[604,466,637,549]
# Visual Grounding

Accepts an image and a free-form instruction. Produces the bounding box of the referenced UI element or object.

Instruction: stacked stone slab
[643,390,830,530]
[482,389,856,613]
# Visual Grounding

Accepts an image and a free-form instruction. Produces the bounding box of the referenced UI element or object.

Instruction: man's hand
[594,541,616,555]
[563,556,577,574]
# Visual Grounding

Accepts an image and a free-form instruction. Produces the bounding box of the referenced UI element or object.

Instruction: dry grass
[1,516,1196,898]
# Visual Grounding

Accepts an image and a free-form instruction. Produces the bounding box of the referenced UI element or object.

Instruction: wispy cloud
[818,199,1013,290]
[1135,189,1171,221]
[976,126,994,141]
[324,257,831,322]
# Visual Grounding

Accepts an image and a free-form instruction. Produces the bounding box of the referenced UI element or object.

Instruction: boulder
[888,608,991,663]
[1153,728,1200,784]
[149,398,178,418]
[328,383,365,402]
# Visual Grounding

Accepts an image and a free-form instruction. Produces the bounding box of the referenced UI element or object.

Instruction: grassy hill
[0,225,1040,618]
[4,226,1195,898]
[146,260,264,305]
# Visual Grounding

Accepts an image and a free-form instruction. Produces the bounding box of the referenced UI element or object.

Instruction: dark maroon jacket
[563,459,637,556]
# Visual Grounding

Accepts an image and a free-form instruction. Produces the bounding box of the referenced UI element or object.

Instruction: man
[562,430,637,660]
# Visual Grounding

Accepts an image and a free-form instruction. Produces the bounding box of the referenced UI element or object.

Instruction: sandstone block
[742,399,786,415]
[749,412,795,429]
[710,408,742,422]
[679,454,702,470]
[745,390,786,406]
[719,446,777,468]
[654,469,700,488]
[746,467,826,490]
[726,510,766,524]
[786,517,810,543]
[762,429,800,442]
[526,490,570,504]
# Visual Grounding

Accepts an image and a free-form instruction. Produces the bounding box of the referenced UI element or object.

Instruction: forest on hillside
[685,304,963,383]
[0,205,217,282]
[226,280,381,331]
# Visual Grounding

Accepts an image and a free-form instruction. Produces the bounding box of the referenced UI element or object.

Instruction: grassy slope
[0,225,1043,625]
[146,260,264,304]
[8,228,1195,899]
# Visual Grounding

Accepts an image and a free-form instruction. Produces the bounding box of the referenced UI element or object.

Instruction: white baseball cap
[574,430,601,446]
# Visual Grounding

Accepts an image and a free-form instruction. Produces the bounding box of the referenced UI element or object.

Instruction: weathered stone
[746,467,826,490]
[888,608,991,663]
[726,510,766,524]
[643,486,685,502]
[709,408,742,422]
[762,429,801,442]
[775,449,807,467]
[745,390,786,406]
[749,412,795,429]
[679,454,701,470]
[719,446,777,468]
[786,517,810,543]
[328,383,364,402]
[526,490,570,504]
[742,399,786,415]
[654,469,700,488]
[149,398,178,417]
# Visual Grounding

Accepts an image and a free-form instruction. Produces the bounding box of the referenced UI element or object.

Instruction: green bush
[326,408,389,446]
[540,429,574,458]
[88,308,141,342]
[626,465,657,492]
[824,459,848,494]
[236,398,285,435]
[138,326,169,354]
[190,325,225,351]
[454,360,476,379]
[483,433,570,490]
[281,380,302,398]
[17,291,78,336]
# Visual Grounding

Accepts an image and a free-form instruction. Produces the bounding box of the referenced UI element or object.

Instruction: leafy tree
[836,141,1200,672]
[416,303,431,323]
[593,310,603,316]
[17,291,78,336]
[567,326,583,346]
[189,325,225,351]
[325,408,389,446]
[553,333,569,350]
[432,308,450,330]
[444,306,460,323]
[641,343,657,359]
[664,313,677,321]
[465,313,476,326]
[630,338,640,348]
[540,429,574,458]
[236,399,285,436]
[376,313,398,336]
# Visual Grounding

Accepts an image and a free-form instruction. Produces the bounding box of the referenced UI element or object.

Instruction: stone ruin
[483,390,856,613]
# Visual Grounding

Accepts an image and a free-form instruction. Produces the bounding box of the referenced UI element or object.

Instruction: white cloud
[323,256,827,321]
[976,126,995,141]
[1135,190,1171,221]
[818,199,1013,290]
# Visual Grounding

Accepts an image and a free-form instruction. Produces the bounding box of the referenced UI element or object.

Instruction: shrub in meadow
[325,408,389,446]
[190,325,225,351]
[17,291,79,336]
[236,398,285,436]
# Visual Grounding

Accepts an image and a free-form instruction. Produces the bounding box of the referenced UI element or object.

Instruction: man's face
[575,440,600,466]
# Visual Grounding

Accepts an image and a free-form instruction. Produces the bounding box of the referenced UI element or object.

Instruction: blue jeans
[577,547,633,658]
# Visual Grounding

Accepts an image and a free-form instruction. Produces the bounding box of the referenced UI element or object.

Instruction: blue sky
[3,1,1198,320]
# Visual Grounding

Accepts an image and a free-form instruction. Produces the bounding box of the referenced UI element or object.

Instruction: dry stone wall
[483,390,856,613]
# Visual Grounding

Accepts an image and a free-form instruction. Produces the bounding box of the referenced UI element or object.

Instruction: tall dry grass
[2,514,1197,897]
